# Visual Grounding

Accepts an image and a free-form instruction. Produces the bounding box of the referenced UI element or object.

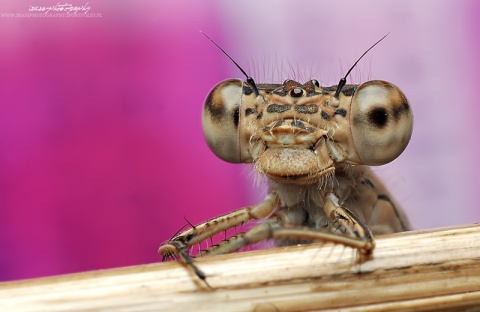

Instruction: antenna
[201,31,260,96]
[334,33,389,98]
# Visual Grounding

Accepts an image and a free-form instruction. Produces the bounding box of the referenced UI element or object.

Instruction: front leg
[159,193,279,260]
[323,192,375,254]
[198,193,377,258]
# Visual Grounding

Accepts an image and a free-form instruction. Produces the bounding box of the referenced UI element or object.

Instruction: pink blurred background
[0,0,479,281]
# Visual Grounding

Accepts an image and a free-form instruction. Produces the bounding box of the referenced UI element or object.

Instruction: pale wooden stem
[1,224,480,311]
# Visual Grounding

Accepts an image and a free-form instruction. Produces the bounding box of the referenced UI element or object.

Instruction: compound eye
[350,80,413,165]
[202,79,247,163]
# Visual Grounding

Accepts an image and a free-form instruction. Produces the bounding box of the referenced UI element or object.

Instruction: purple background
[0,0,479,281]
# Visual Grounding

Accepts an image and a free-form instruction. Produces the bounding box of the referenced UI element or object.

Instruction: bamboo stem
[1,224,480,311]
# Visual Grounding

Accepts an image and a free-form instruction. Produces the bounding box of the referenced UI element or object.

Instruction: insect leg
[323,192,375,254]
[201,220,375,258]
[159,193,280,282]
[164,240,211,287]
[193,192,376,258]
[159,192,279,257]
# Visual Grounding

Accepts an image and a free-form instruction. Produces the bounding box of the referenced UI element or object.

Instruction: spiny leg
[160,192,375,283]
[159,193,279,281]
[323,192,375,254]
[165,240,212,288]
[201,193,375,258]
[201,220,375,259]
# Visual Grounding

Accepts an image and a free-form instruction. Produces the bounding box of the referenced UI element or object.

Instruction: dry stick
[1,224,480,311]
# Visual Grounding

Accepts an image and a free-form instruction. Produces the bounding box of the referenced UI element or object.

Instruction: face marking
[273,120,284,128]
[321,110,330,120]
[294,104,319,114]
[245,108,256,116]
[267,104,292,113]
[263,120,285,132]
[291,119,310,131]
[334,108,347,117]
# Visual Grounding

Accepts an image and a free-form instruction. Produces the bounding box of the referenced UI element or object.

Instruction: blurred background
[0,0,479,281]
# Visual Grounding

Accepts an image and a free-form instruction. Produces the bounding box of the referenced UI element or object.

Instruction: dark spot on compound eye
[290,88,303,97]
[245,108,255,116]
[368,107,388,127]
[321,110,330,120]
[392,101,411,121]
[204,91,224,118]
[267,104,292,113]
[334,108,347,117]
